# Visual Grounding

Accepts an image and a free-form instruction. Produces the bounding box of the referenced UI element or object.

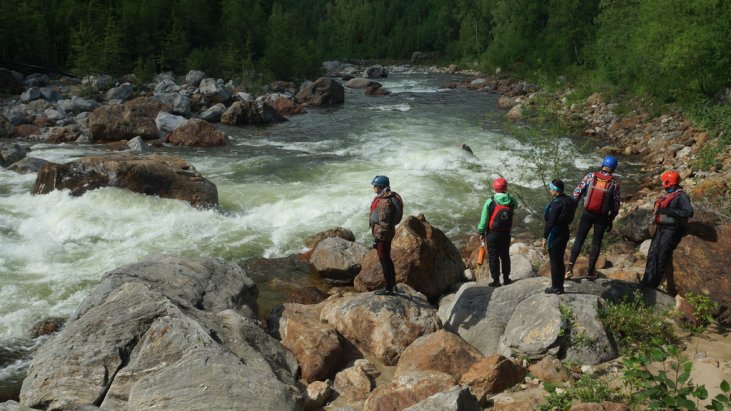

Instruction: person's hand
[606,222,613,233]
[479,235,485,242]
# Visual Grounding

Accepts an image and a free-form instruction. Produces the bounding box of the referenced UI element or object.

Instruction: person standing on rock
[641,170,694,289]
[543,179,576,294]
[565,156,621,280]
[370,175,404,296]
[477,177,518,287]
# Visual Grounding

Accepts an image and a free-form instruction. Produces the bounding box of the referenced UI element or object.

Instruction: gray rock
[155,93,190,116]
[7,157,49,174]
[23,73,49,87]
[561,295,618,365]
[498,293,564,357]
[345,78,373,89]
[616,207,654,243]
[19,256,302,410]
[43,108,63,121]
[439,277,674,358]
[198,103,226,122]
[153,71,177,83]
[154,78,178,95]
[295,77,344,106]
[3,109,24,125]
[364,65,387,78]
[105,83,134,102]
[233,91,254,102]
[509,254,536,281]
[126,136,148,152]
[639,239,652,257]
[58,96,99,114]
[20,87,41,103]
[403,385,480,411]
[39,87,60,102]
[199,78,231,104]
[221,100,286,126]
[184,70,206,86]
[155,111,187,134]
[82,74,115,91]
[310,237,369,284]
[1,143,29,167]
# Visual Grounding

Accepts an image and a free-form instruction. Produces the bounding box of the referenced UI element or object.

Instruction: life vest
[488,198,513,232]
[654,190,682,224]
[584,172,616,214]
[370,192,403,226]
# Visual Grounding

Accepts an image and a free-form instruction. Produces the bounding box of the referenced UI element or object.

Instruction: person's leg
[499,233,512,283]
[642,228,671,287]
[548,233,569,292]
[651,227,683,288]
[587,215,608,278]
[486,232,501,286]
[567,212,592,275]
[376,240,395,293]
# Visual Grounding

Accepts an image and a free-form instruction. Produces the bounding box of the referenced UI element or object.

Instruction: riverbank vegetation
[1,0,729,149]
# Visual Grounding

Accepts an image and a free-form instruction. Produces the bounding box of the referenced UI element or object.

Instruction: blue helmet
[601,156,618,171]
[371,175,390,188]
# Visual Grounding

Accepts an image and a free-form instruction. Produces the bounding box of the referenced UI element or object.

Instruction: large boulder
[198,103,226,123]
[155,111,187,134]
[364,65,388,78]
[260,93,306,116]
[155,92,191,116]
[105,83,135,102]
[19,256,303,411]
[0,143,28,167]
[7,157,50,174]
[671,224,731,325]
[184,70,206,86]
[363,371,456,411]
[615,207,654,243]
[309,237,369,284]
[268,302,342,383]
[395,329,483,380]
[88,97,171,140]
[221,100,286,126]
[438,277,674,358]
[320,285,441,365]
[167,118,227,147]
[32,154,218,208]
[306,227,356,250]
[198,78,231,104]
[295,77,344,107]
[355,214,466,301]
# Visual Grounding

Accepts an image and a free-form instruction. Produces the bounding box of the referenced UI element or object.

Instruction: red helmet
[493,177,508,193]
[661,170,680,188]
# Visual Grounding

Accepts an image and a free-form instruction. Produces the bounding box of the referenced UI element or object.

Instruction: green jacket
[477,192,518,234]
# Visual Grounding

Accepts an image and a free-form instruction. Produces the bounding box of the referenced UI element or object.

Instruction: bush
[541,375,622,411]
[597,290,678,356]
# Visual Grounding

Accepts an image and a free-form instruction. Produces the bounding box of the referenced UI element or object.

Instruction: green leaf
[693,385,708,400]
[707,399,723,411]
[721,380,730,393]
[651,348,665,362]
[677,398,697,410]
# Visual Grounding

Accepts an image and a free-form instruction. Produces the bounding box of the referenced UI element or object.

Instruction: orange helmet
[661,170,680,188]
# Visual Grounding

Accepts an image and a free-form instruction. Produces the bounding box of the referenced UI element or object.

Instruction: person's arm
[477,198,492,236]
[544,199,562,239]
[609,179,620,221]
[572,172,592,201]
[659,192,694,219]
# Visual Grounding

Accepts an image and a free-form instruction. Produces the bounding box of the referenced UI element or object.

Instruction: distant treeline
[1,0,729,100]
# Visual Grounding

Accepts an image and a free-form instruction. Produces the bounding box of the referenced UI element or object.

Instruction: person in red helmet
[477,177,517,287]
[370,175,404,296]
[641,170,693,289]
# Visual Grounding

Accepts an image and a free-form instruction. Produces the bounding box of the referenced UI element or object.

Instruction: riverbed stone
[167,118,226,147]
[310,237,369,284]
[88,97,171,140]
[355,214,466,301]
[320,285,441,365]
[33,154,219,208]
[221,100,286,126]
[7,157,50,174]
[105,83,134,102]
[333,359,381,401]
[19,255,302,410]
[295,77,345,106]
[615,207,654,243]
[198,103,226,123]
[363,371,456,411]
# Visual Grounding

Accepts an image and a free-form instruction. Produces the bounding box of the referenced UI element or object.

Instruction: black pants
[376,240,396,291]
[486,231,511,281]
[569,210,610,274]
[642,225,684,288]
[549,230,570,291]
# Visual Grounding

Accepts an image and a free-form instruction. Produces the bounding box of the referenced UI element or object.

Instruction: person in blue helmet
[543,179,577,294]
[565,156,621,280]
[369,175,403,296]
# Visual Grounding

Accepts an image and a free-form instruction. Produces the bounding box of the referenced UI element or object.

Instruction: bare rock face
[320,285,441,365]
[167,118,227,147]
[363,371,456,411]
[19,255,303,411]
[310,237,369,284]
[355,214,466,301]
[32,154,218,208]
[671,223,731,325]
[88,97,171,140]
[220,100,286,126]
[295,77,345,106]
[460,355,527,398]
[395,329,483,380]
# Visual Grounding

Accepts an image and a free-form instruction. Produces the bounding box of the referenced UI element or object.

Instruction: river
[0,71,603,398]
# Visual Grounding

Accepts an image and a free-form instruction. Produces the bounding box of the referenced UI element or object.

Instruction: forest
[0,0,730,105]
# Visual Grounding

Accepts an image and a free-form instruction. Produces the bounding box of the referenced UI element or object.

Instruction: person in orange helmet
[640,170,694,289]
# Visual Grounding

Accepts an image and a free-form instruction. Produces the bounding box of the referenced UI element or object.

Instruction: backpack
[488,197,513,232]
[389,192,404,225]
[584,172,616,214]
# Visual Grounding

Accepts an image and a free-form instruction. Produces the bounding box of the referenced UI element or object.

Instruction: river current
[0,72,602,396]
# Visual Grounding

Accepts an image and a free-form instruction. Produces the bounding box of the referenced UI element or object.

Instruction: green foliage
[708,380,731,411]
[623,342,712,410]
[682,292,720,334]
[597,290,678,356]
[541,375,621,410]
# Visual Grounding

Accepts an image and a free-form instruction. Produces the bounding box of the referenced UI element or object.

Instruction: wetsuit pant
[569,210,610,274]
[486,231,511,281]
[375,240,396,291]
[549,229,570,291]
[642,225,684,288]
